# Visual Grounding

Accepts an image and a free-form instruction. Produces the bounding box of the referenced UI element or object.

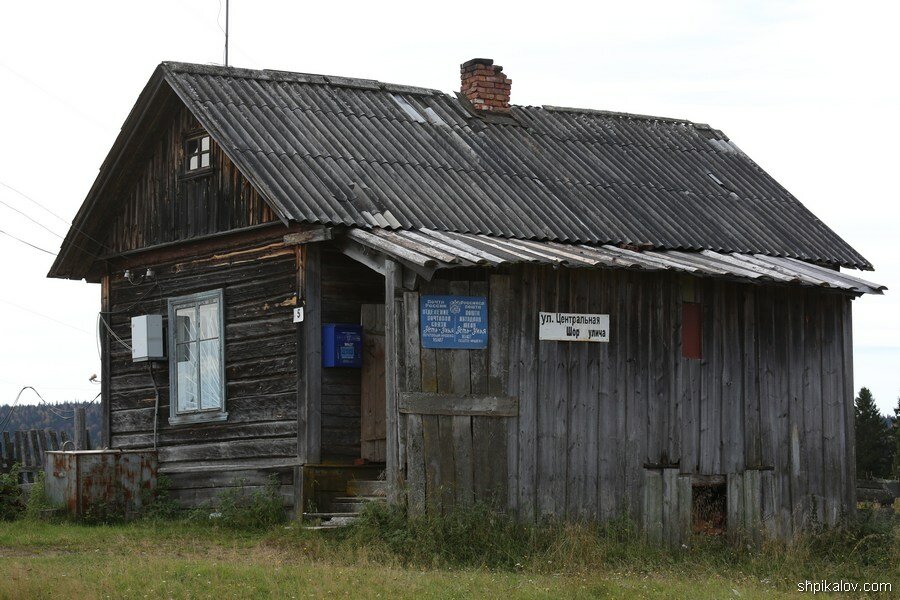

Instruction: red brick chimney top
[460,58,511,115]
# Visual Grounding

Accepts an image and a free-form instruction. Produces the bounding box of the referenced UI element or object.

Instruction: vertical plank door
[361,304,387,462]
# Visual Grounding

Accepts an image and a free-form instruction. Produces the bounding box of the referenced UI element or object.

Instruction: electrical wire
[0,298,94,336]
[0,227,55,255]
[0,197,65,239]
[97,313,133,352]
[0,178,118,258]
[148,362,160,450]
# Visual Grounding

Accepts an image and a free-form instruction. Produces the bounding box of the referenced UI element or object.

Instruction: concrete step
[346,480,387,497]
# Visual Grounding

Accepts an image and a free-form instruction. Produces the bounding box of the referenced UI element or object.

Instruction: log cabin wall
[104,232,300,508]
[104,103,276,254]
[319,248,384,461]
[398,265,854,541]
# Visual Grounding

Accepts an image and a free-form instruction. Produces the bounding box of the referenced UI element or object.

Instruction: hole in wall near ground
[692,479,727,536]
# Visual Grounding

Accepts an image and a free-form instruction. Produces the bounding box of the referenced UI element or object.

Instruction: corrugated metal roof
[158,62,871,270]
[345,228,885,295]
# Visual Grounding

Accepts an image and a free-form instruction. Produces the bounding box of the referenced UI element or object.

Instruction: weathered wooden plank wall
[398,264,854,539]
[105,233,300,507]
[319,248,384,460]
[104,104,276,254]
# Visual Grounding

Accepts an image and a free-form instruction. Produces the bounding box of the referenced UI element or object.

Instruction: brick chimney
[460,58,511,115]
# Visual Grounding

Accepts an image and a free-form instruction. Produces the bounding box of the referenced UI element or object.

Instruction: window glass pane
[177,341,199,412]
[200,152,210,168]
[187,139,198,155]
[199,338,222,410]
[199,301,220,340]
[189,156,198,171]
[175,306,197,343]
[201,136,210,151]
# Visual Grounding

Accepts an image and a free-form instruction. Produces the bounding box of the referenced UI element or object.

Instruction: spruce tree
[854,387,892,478]
[893,396,900,479]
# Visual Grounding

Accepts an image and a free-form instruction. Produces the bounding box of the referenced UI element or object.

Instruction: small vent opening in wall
[692,478,727,536]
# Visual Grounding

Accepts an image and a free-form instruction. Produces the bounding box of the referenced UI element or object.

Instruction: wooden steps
[301,478,386,530]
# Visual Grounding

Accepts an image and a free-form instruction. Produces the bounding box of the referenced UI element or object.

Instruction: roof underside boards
[159,62,870,270]
[345,228,885,295]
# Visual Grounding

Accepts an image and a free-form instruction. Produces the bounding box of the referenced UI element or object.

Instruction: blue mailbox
[322,323,363,368]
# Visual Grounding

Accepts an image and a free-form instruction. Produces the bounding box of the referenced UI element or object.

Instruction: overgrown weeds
[0,465,23,521]
[275,500,898,586]
[186,474,286,530]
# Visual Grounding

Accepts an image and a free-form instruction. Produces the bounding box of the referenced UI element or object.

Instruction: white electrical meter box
[131,315,164,362]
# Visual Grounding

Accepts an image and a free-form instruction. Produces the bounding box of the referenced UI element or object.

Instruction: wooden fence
[1,425,91,483]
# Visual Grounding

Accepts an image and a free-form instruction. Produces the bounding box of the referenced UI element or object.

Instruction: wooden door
[360,304,386,462]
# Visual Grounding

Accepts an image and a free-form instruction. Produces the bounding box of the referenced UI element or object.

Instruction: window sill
[168,412,228,426]
[178,168,215,182]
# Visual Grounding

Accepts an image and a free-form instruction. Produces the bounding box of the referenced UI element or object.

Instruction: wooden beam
[399,392,519,417]
[299,245,322,464]
[100,274,111,448]
[283,227,333,245]
[384,259,401,504]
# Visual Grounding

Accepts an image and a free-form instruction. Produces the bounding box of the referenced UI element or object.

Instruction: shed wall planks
[105,233,300,507]
[397,265,854,538]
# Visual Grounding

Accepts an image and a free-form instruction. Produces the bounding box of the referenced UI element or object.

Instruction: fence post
[74,408,87,451]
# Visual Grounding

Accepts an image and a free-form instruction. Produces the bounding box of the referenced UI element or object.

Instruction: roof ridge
[539,105,694,125]
[161,61,443,96]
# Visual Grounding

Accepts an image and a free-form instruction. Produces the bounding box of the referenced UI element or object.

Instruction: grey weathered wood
[661,468,678,547]
[743,469,761,546]
[283,227,333,245]
[421,414,441,516]
[384,259,401,504]
[304,244,322,464]
[399,392,518,417]
[760,469,777,540]
[841,297,856,516]
[643,469,663,545]
[472,416,507,507]
[406,414,426,515]
[451,415,473,507]
[448,280,472,397]
[47,429,60,451]
[470,280,490,396]
[29,430,42,468]
[727,472,744,542]
[517,266,539,520]
[74,407,87,451]
[437,415,456,513]
[676,474,692,546]
[490,274,519,514]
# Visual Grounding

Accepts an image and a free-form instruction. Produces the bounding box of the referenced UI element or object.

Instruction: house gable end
[48,67,287,281]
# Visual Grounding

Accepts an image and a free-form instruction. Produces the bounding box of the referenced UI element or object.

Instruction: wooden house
[49,58,884,541]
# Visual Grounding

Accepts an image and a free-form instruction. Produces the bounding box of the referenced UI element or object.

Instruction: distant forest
[0,401,102,448]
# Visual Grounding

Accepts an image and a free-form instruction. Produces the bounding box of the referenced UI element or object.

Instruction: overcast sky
[0,1,897,414]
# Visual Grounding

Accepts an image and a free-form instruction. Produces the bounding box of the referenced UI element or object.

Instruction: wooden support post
[100,275,111,448]
[74,408,87,451]
[298,244,322,466]
[384,259,401,505]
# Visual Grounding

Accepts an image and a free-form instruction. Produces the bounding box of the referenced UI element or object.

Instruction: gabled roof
[49,61,872,279]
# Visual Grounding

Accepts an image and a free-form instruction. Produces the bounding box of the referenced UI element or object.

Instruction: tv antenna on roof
[225,0,230,66]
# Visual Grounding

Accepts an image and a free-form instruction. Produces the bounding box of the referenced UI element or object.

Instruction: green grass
[0,505,896,599]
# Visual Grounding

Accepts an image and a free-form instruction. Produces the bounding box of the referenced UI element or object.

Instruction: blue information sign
[420,295,488,349]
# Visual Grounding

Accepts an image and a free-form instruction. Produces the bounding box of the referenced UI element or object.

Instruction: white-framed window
[184,133,212,173]
[167,289,227,425]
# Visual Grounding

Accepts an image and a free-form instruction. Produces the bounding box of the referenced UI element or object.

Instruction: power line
[0,178,118,259]
[0,196,65,239]
[0,178,70,226]
[0,227,55,255]
[0,298,94,335]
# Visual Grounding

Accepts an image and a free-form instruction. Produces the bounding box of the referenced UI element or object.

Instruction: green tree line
[854,387,898,479]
